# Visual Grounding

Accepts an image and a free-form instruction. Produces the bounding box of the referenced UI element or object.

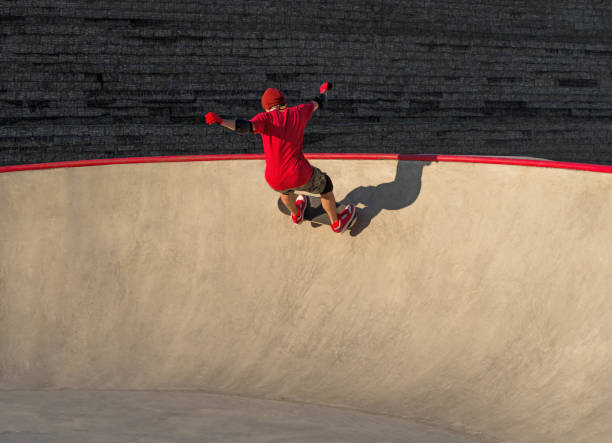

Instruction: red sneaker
[291,195,308,224]
[331,204,356,233]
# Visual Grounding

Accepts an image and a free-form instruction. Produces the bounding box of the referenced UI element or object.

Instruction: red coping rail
[1,153,612,174]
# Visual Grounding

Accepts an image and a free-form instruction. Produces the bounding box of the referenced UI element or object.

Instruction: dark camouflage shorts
[279,167,330,195]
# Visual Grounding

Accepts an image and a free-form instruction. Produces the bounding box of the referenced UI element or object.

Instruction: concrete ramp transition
[1,157,612,442]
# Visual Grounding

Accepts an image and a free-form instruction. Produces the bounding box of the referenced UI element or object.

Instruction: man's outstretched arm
[205,112,253,134]
[311,82,333,111]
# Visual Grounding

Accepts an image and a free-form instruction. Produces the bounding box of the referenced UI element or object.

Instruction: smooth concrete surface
[0,390,474,443]
[1,159,612,442]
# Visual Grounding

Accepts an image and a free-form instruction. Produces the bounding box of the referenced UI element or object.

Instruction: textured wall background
[1,0,612,166]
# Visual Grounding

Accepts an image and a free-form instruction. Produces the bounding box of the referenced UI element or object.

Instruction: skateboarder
[205,82,356,233]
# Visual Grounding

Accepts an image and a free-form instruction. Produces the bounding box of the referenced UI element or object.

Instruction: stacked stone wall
[2,1,612,165]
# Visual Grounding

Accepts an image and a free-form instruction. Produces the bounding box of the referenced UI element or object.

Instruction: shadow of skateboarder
[340,160,431,236]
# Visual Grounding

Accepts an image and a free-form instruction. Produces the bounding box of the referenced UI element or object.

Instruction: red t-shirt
[250,103,315,191]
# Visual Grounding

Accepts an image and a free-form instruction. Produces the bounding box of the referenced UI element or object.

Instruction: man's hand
[205,112,223,125]
[320,82,333,94]
[313,82,333,110]
[205,114,250,133]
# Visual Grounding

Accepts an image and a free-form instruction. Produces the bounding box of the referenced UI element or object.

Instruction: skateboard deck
[277,195,353,226]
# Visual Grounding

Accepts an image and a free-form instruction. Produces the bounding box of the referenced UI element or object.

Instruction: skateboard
[277,195,357,227]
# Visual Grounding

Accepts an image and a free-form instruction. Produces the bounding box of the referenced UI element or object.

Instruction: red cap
[261,88,286,111]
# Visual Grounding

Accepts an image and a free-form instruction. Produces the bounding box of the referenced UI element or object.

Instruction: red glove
[205,112,223,125]
[320,82,333,93]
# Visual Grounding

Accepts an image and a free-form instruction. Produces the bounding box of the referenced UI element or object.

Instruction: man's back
[251,103,315,191]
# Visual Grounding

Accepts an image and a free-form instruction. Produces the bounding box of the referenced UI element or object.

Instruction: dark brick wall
[2,0,612,166]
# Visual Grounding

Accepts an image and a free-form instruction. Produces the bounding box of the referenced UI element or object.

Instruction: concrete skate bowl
[2,154,612,443]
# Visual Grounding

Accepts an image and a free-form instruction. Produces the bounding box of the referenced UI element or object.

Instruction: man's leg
[280,192,299,215]
[320,191,338,224]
